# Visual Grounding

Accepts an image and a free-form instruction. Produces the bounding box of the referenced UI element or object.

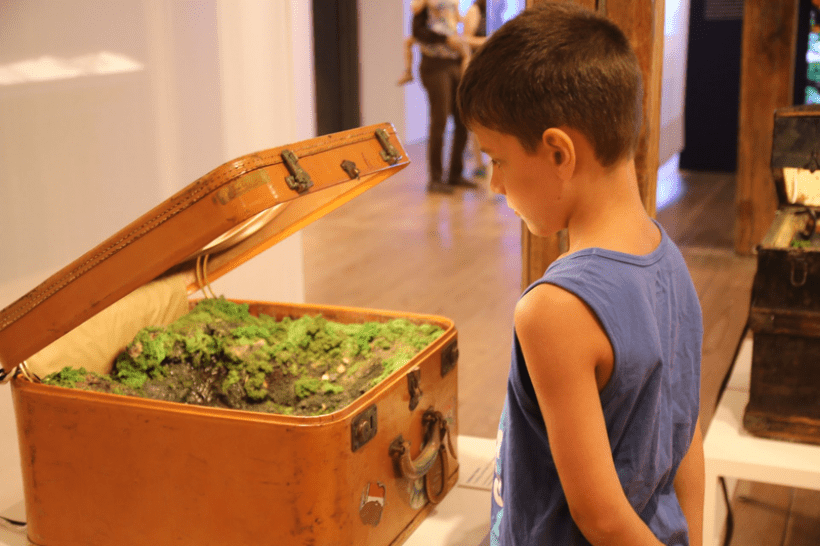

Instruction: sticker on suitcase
[359,482,386,526]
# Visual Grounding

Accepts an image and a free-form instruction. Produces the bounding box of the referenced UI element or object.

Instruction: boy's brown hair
[457,2,642,167]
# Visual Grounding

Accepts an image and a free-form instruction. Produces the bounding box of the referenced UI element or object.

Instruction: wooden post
[521,0,664,288]
[735,0,800,255]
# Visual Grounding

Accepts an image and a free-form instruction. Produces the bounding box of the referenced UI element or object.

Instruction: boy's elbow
[569,502,624,544]
[570,501,652,546]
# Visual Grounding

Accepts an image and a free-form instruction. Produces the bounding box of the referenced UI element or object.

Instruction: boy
[457,4,704,546]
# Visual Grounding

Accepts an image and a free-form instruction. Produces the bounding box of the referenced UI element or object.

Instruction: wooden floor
[302,139,818,545]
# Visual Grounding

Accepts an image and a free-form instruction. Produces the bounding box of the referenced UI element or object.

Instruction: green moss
[48,299,446,417]
[112,327,175,389]
[222,369,241,392]
[183,330,217,361]
[320,381,344,395]
[371,348,416,387]
[231,325,271,343]
[294,377,321,399]
[187,297,251,324]
[43,366,90,388]
[244,372,269,400]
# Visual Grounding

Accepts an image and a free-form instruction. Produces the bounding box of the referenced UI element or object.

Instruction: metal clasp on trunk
[351,405,378,452]
[407,368,422,411]
[441,340,458,377]
[375,129,401,165]
[789,251,810,287]
[340,160,360,179]
[281,149,314,194]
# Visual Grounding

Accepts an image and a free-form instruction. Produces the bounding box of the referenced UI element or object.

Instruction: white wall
[0,0,314,514]
[358,0,408,140]
[660,0,691,165]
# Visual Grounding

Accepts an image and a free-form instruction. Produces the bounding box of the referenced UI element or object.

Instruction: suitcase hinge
[281,149,314,194]
[376,129,402,165]
[441,340,458,377]
[0,361,40,386]
[408,368,423,411]
[351,404,378,452]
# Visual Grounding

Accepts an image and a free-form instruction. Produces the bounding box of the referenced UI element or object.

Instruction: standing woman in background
[411,0,476,193]
[462,0,489,179]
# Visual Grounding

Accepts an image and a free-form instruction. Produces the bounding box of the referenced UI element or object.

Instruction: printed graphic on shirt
[418,0,463,60]
[427,0,459,35]
[490,400,507,546]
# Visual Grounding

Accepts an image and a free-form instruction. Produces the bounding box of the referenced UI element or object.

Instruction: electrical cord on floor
[720,476,734,546]
[0,514,26,534]
[715,320,751,546]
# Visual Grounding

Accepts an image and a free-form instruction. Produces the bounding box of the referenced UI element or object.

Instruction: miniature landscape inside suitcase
[0,124,459,546]
[745,105,820,444]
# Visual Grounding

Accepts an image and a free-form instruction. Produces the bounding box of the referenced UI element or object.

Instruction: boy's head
[457,2,642,167]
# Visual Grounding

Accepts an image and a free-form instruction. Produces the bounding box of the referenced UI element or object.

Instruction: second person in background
[411,0,477,194]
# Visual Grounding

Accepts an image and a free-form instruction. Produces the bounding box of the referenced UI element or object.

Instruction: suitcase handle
[388,408,456,504]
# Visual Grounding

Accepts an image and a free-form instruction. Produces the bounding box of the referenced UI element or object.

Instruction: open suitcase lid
[771,105,820,208]
[0,123,409,374]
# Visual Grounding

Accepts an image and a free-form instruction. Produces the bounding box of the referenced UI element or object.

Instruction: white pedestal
[702,338,820,546]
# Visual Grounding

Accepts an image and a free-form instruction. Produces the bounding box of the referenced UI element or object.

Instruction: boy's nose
[489,171,504,195]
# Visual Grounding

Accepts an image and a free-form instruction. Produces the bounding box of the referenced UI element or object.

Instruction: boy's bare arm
[674,417,704,546]
[516,284,664,546]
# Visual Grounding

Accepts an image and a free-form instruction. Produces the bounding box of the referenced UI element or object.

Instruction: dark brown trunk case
[745,105,820,444]
[0,124,460,545]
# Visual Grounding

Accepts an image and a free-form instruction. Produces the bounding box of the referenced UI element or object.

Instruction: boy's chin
[524,222,562,239]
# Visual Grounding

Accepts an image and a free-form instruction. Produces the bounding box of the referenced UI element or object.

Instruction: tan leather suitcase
[0,123,459,546]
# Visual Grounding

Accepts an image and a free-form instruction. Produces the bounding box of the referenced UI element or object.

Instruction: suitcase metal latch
[281,149,314,194]
[408,368,422,411]
[341,160,360,179]
[441,340,458,377]
[351,404,378,452]
[376,129,401,165]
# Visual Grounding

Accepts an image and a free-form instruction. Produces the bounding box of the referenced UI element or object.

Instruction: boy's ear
[541,128,575,180]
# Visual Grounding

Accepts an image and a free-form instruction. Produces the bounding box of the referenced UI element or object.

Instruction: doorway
[312,0,361,136]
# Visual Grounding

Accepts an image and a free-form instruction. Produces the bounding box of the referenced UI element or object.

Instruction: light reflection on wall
[656,155,685,211]
[0,52,143,86]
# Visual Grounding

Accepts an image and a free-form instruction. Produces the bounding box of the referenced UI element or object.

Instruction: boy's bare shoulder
[515,283,611,374]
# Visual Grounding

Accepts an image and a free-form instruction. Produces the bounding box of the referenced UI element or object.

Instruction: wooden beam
[735,0,800,255]
[521,0,663,288]
[607,0,663,218]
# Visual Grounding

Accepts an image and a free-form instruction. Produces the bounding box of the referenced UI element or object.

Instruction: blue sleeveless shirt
[490,222,702,545]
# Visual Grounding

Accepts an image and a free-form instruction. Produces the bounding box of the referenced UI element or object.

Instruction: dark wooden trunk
[744,105,820,445]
